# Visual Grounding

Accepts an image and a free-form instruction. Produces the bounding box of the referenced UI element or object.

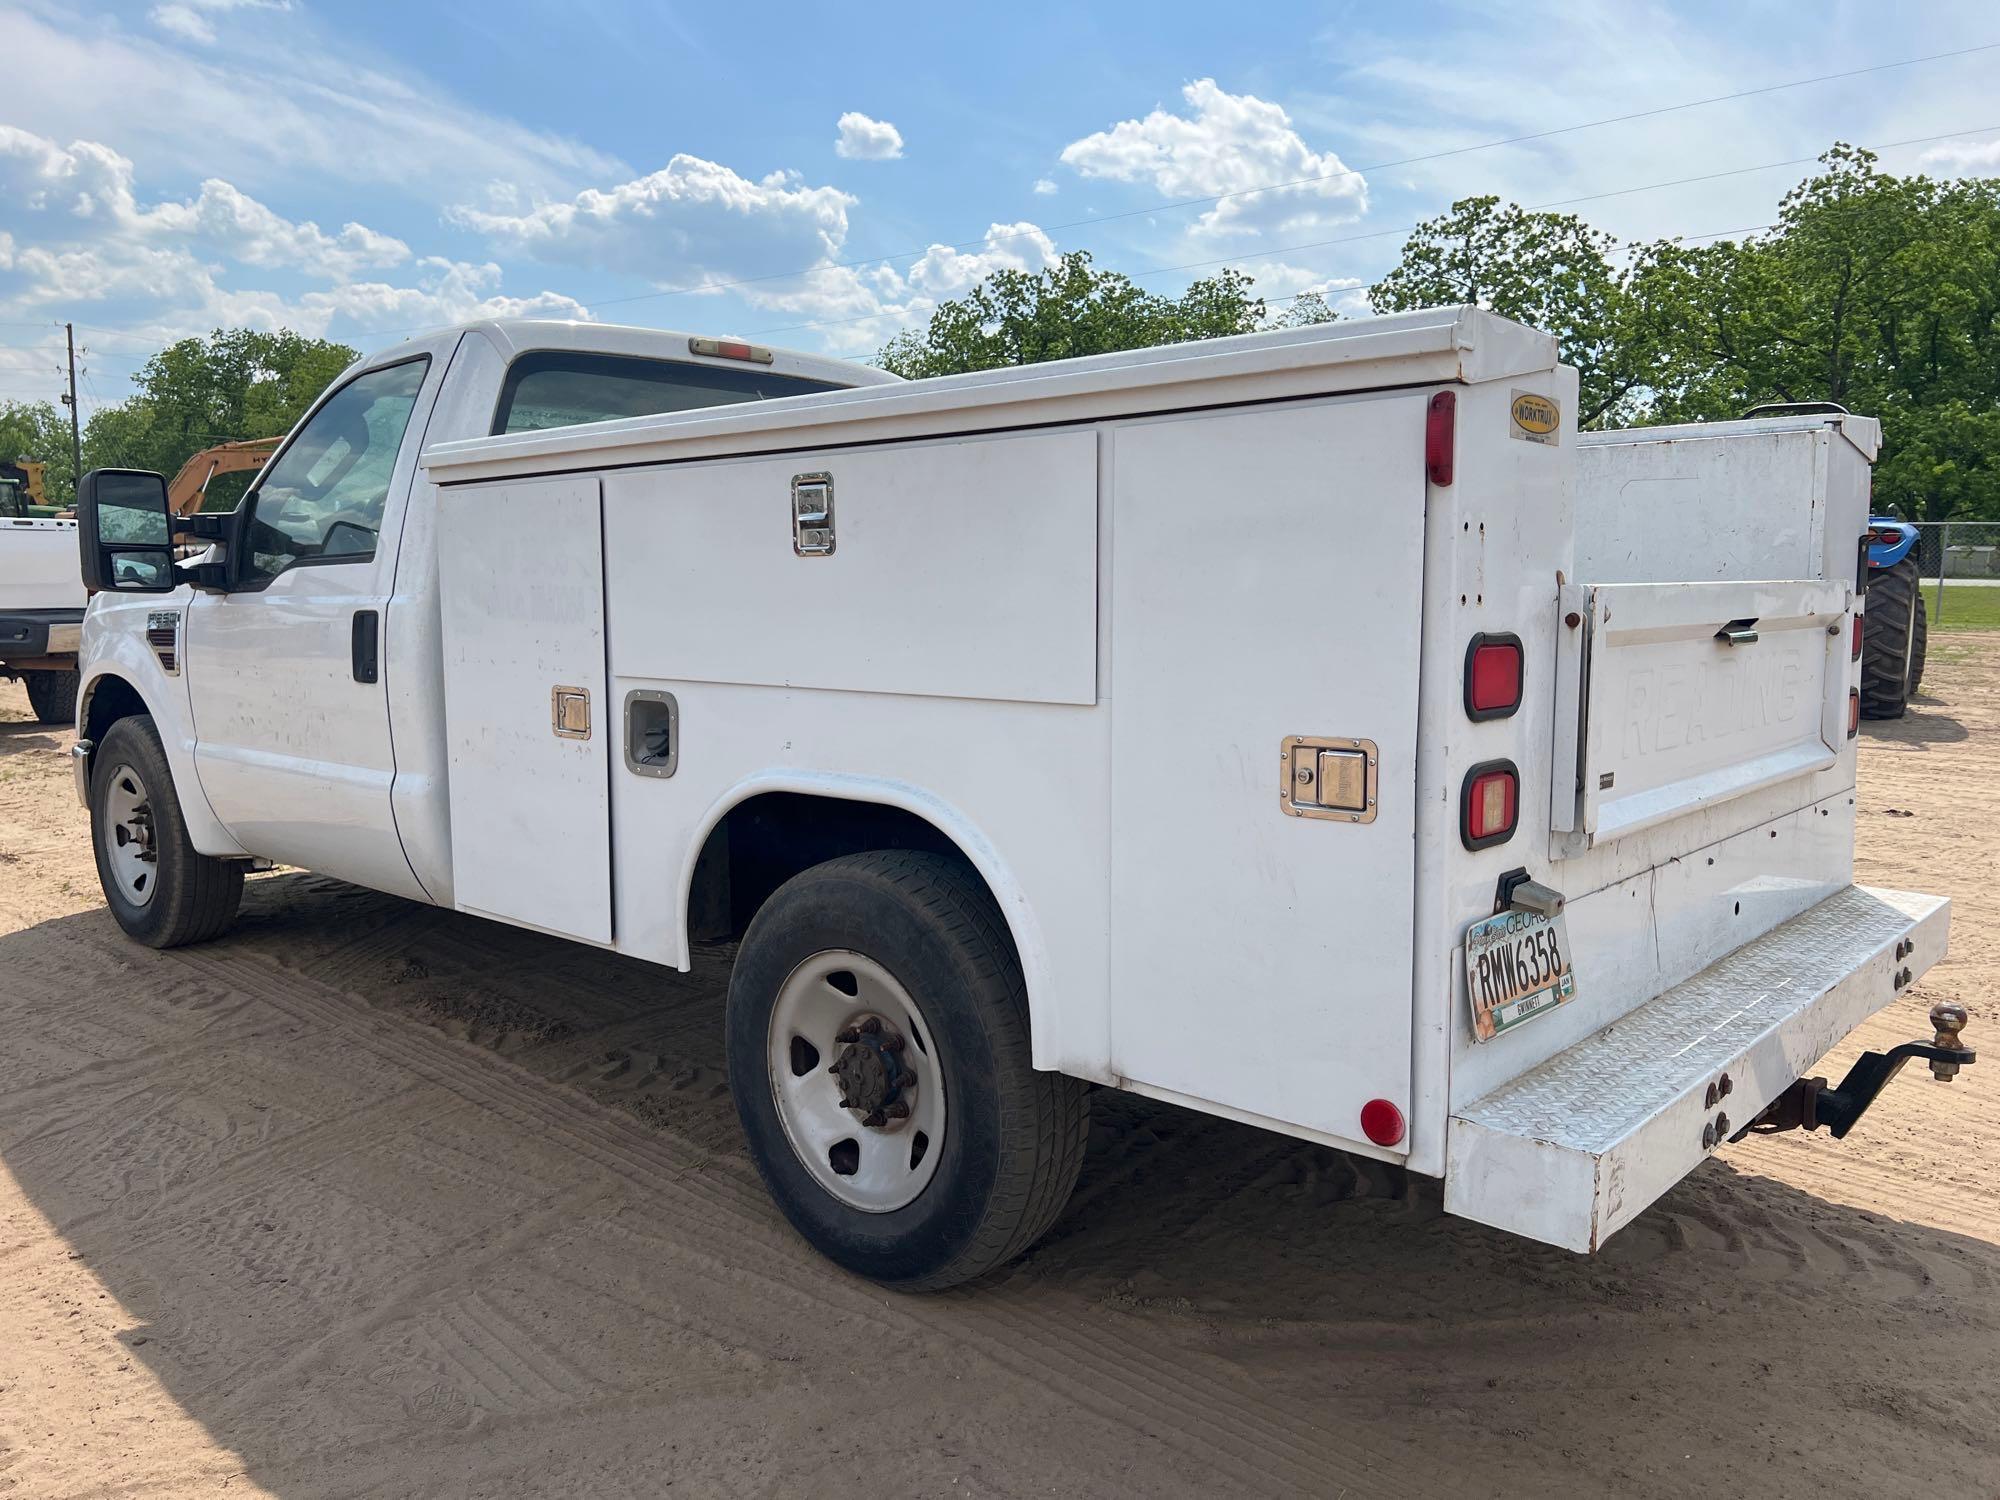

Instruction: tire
[1860,556,1921,719]
[24,668,78,726]
[90,715,243,948]
[726,851,1090,1290]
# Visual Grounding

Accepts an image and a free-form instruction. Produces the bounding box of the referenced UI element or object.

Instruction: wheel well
[81,674,149,751]
[688,792,973,943]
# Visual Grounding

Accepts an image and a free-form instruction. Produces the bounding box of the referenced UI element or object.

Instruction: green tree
[880,252,1266,378]
[0,399,76,506]
[1627,145,2000,519]
[1371,195,1654,426]
[82,328,357,510]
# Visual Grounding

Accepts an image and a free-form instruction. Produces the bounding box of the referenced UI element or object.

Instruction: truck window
[492,351,843,435]
[242,356,430,585]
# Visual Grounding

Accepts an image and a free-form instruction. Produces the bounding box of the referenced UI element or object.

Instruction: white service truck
[71,308,1975,1289]
[0,489,85,725]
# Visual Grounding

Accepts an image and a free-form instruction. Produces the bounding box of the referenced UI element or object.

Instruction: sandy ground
[2,643,1997,1500]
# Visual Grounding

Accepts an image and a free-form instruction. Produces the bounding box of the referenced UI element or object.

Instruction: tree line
[6,144,1994,521]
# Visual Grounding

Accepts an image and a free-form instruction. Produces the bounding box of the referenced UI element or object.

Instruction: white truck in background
[0,487,85,725]
[70,308,1975,1289]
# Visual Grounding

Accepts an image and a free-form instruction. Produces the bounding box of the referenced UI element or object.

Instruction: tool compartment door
[437,474,612,943]
[1106,392,1426,1147]
[1561,578,1849,849]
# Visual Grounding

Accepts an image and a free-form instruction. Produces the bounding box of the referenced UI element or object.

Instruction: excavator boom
[166,436,281,516]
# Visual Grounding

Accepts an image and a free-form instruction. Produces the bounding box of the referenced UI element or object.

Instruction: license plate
[1465,908,1576,1042]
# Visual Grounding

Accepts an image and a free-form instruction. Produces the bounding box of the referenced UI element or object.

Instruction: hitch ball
[1930,1002,1970,1082]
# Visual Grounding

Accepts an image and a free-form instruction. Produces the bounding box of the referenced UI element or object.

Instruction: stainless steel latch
[792,471,834,556]
[1279,736,1379,823]
[552,684,591,739]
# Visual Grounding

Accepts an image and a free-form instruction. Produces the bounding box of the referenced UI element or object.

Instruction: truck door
[182,344,452,899]
[1106,393,1427,1149]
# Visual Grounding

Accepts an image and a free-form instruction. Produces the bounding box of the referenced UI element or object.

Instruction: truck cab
[72,320,895,905]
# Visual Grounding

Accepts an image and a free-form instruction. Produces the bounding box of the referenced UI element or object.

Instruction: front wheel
[90,716,244,948]
[727,851,1090,1290]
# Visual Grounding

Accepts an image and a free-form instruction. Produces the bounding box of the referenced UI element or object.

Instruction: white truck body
[1,511,85,655]
[74,308,1953,1262]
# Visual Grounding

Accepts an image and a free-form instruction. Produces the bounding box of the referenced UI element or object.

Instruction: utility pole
[61,321,82,491]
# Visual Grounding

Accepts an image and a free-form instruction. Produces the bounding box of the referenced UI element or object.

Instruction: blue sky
[3,0,1998,412]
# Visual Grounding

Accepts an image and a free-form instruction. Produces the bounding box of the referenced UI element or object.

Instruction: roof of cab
[370,317,899,392]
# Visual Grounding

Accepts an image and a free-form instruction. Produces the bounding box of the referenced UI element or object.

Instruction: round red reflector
[1360,1098,1405,1147]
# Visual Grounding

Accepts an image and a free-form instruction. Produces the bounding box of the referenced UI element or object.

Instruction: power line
[569,39,2000,315]
[735,123,1997,346]
[8,99,1998,372]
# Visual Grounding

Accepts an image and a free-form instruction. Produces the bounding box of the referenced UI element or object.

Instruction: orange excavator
[167,435,281,516]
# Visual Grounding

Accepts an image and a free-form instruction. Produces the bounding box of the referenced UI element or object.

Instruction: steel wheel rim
[767,950,946,1213]
[101,762,159,907]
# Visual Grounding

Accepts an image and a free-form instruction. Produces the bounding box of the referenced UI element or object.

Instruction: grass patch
[1925,582,2000,631]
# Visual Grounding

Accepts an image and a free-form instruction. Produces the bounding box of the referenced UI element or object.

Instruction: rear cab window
[492,351,846,435]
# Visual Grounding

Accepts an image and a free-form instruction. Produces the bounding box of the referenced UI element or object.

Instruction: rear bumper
[1444,884,1949,1252]
[0,608,84,660]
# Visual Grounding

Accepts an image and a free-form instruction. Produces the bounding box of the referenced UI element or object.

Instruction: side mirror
[76,468,177,594]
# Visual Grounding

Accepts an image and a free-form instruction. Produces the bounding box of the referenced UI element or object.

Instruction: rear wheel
[1860,556,1921,719]
[23,668,78,726]
[90,716,243,948]
[726,851,1090,1290]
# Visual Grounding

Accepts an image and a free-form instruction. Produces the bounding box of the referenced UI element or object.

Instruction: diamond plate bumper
[1445,884,1950,1252]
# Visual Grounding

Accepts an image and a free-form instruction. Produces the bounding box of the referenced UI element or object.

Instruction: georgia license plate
[1465,908,1577,1042]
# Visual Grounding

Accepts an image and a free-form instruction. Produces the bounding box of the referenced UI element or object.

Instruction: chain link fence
[1909,521,2000,624]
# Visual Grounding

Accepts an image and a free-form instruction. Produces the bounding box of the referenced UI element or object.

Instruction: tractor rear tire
[1861,557,1921,720]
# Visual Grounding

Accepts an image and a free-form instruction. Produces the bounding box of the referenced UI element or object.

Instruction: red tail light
[1426,391,1455,487]
[1848,688,1860,739]
[1465,633,1524,719]
[1851,612,1863,661]
[1461,760,1519,850]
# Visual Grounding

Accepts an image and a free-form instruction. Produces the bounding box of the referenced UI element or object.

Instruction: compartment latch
[1280,736,1378,823]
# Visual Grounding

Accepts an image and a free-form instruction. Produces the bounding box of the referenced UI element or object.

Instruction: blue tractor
[1862,517,1926,718]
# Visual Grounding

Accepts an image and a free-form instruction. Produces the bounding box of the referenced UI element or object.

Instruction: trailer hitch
[1735,1002,1974,1142]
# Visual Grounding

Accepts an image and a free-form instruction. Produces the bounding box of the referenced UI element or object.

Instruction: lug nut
[885,1100,911,1120]
[881,1035,906,1054]
[834,1028,860,1045]
[861,1110,887,1127]
[859,1017,882,1035]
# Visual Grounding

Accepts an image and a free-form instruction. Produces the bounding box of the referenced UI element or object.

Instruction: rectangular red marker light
[1465,634,1523,720]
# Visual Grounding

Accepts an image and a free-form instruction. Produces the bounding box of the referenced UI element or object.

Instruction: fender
[76,595,247,858]
[1866,517,1919,570]
[674,770,1061,1071]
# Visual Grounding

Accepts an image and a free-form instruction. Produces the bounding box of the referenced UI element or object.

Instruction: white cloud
[149,0,291,44]
[1032,177,1057,195]
[0,124,581,355]
[1,127,410,281]
[834,112,904,161]
[1058,79,1367,238]
[723,222,1063,353]
[1920,135,2000,175]
[0,3,620,205]
[450,155,856,290]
